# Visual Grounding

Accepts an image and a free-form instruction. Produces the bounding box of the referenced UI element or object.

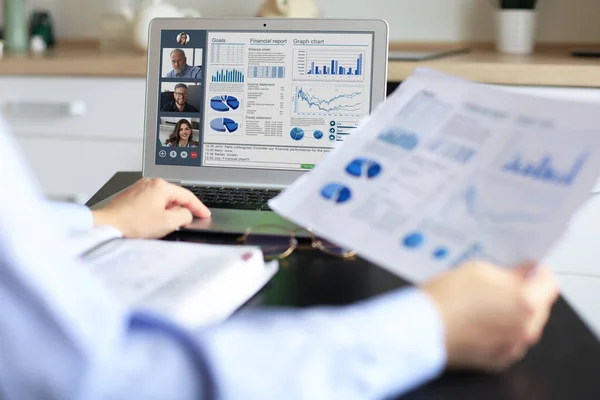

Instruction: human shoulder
[185,103,199,112]
[191,65,202,79]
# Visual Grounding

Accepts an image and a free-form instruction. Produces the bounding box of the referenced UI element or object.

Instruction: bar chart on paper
[501,152,588,186]
[294,48,366,81]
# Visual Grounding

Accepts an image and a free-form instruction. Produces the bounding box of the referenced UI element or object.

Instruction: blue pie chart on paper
[433,247,449,260]
[210,118,239,133]
[320,183,352,204]
[345,158,382,179]
[210,95,240,112]
[290,127,304,141]
[402,232,424,249]
[313,130,324,139]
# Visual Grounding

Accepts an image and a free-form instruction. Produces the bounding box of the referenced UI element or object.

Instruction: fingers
[522,267,558,345]
[514,260,538,279]
[166,207,194,230]
[526,267,559,306]
[524,305,552,345]
[488,342,530,372]
[158,181,212,218]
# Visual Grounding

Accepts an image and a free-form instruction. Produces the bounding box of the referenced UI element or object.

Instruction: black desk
[87,172,600,400]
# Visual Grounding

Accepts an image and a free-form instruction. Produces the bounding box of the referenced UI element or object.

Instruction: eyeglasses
[174,92,187,97]
[237,224,357,261]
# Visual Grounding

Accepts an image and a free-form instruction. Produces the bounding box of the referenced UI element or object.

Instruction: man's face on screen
[174,88,188,106]
[171,52,186,74]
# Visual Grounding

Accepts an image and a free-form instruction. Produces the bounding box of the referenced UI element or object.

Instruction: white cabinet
[0,76,146,202]
[543,193,600,276]
[499,85,600,103]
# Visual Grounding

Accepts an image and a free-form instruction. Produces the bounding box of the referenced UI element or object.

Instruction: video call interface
[155,29,375,170]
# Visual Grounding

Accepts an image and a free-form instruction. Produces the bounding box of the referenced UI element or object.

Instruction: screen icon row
[158,149,198,159]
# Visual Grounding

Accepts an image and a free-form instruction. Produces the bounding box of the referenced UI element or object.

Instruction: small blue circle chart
[330,121,336,126]
[290,127,304,140]
[433,247,449,260]
[402,232,424,249]
[329,128,336,134]
[313,130,324,139]
[210,118,238,133]
[345,158,382,179]
[320,183,352,204]
[210,95,240,112]
[329,134,336,141]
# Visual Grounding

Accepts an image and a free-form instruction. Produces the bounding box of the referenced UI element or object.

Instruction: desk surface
[88,172,600,400]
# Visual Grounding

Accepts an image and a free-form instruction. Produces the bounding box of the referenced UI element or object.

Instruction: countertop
[1,41,600,87]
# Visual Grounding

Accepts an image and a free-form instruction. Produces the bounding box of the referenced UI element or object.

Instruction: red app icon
[191,151,198,159]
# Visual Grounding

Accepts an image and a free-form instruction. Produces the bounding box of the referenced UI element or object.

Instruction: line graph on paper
[292,85,364,117]
[437,183,557,234]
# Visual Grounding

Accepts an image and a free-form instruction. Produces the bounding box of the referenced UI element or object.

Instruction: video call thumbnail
[177,32,190,45]
[160,81,202,113]
[162,48,203,79]
[159,117,201,148]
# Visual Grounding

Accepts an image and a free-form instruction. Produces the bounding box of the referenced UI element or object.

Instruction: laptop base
[181,208,310,238]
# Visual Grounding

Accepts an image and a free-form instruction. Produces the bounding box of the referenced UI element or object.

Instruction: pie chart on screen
[210,118,239,133]
[290,127,304,141]
[210,95,240,112]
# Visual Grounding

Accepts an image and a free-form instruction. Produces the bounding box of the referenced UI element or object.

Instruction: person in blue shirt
[166,48,202,79]
[0,115,558,399]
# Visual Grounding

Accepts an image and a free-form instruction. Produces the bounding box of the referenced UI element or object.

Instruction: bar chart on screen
[211,68,245,83]
[293,48,366,81]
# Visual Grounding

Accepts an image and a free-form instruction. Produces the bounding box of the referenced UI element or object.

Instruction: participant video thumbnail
[162,47,203,79]
[158,117,201,148]
[160,82,202,113]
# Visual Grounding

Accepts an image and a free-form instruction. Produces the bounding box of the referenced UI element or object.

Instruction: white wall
[13,0,600,43]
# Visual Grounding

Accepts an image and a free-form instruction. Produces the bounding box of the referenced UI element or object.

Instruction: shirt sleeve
[0,117,447,399]
[194,66,203,79]
[44,200,94,234]
[196,287,447,400]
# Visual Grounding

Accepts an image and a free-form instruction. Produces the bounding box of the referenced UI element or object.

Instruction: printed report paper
[269,69,600,282]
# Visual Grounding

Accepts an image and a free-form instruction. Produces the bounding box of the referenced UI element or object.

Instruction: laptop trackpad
[181,208,301,236]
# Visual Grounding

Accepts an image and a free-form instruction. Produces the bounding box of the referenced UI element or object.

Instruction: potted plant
[493,0,539,54]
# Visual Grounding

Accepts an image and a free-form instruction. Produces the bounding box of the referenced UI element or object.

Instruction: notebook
[71,225,278,327]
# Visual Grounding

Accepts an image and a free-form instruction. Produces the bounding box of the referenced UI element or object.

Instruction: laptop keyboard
[184,186,281,211]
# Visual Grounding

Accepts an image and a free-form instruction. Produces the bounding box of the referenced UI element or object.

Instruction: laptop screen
[154,29,374,172]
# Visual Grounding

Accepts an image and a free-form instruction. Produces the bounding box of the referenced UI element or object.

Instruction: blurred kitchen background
[1,0,600,44]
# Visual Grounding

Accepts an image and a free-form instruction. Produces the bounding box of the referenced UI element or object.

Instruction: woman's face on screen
[179,124,191,141]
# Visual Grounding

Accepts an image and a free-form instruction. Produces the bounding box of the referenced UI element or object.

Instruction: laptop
[139,17,389,236]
